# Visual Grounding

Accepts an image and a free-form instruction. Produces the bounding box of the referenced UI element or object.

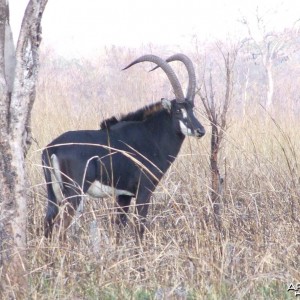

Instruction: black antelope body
[42,54,205,240]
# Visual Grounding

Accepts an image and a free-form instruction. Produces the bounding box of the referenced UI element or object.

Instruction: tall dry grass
[23,49,300,299]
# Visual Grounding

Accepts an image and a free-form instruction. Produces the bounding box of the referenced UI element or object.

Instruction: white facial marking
[179,120,193,136]
[181,108,188,119]
[50,154,64,203]
[87,180,134,198]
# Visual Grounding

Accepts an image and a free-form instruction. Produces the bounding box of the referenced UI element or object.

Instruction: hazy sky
[10,0,300,57]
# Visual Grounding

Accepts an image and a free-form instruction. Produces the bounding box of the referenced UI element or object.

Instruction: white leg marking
[50,154,64,203]
[87,180,134,198]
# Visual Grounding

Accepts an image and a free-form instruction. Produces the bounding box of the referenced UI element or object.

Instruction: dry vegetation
[22,44,300,299]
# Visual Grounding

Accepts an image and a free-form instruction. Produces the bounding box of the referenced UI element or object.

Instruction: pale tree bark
[265,60,273,109]
[0,0,48,298]
[242,67,249,118]
[240,14,289,111]
[261,38,281,110]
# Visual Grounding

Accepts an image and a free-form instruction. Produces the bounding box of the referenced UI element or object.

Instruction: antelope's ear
[161,98,172,113]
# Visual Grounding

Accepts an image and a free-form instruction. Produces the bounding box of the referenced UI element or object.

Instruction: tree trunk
[199,49,237,234]
[265,61,274,110]
[210,122,222,231]
[0,0,48,298]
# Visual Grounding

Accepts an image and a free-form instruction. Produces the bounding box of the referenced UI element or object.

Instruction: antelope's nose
[195,128,205,138]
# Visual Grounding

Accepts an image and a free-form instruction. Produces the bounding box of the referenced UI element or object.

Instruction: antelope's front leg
[135,189,153,244]
[115,195,132,243]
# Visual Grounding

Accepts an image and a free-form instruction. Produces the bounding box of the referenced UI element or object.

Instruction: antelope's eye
[176,109,181,114]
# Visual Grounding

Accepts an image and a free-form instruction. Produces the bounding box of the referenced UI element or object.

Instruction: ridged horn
[123,54,185,103]
[151,53,196,103]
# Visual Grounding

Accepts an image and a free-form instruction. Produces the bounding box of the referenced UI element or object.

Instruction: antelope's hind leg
[58,190,83,240]
[43,159,61,238]
[48,181,83,240]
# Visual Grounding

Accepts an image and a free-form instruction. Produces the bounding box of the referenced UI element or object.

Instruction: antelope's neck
[146,110,185,158]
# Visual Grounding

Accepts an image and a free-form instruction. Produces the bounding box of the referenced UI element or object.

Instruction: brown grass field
[23,49,300,299]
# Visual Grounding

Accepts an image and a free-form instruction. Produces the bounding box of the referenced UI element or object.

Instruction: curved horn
[123,54,185,103]
[151,54,196,103]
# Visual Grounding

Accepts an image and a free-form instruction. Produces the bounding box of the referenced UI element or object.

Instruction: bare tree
[241,10,299,110]
[198,43,239,231]
[0,0,48,297]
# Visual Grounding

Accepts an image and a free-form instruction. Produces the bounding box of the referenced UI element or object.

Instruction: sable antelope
[42,54,205,240]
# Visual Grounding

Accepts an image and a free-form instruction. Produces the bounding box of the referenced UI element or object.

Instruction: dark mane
[100,116,119,129]
[100,101,163,129]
